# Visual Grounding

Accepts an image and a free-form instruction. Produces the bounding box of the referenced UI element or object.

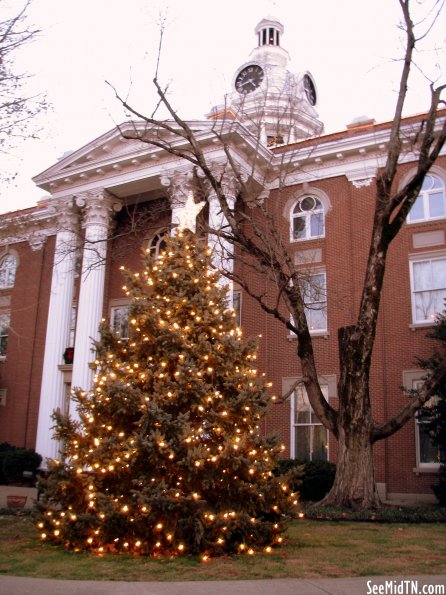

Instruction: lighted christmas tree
[37,198,297,558]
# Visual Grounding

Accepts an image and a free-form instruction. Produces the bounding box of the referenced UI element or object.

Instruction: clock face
[303,74,317,106]
[235,64,264,95]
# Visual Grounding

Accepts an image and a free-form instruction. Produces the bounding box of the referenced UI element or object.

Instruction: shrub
[0,443,18,484]
[275,459,336,502]
[1,448,42,485]
[432,466,446,506]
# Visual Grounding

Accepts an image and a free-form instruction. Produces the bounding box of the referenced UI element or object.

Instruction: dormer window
[267,135,284,147]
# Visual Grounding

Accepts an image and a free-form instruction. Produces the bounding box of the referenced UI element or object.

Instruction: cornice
[270,114,446,187]
[30,111,446,200]
[0,204,57,248]
[32,119,271,196]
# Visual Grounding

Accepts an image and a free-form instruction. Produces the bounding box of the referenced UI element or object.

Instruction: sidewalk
[1,575,445,595]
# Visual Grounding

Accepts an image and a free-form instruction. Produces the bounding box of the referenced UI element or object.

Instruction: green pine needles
[36,229,298,558]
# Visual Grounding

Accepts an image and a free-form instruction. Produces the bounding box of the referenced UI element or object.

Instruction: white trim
[290,384,329,461]
[406,170,446,224]
[402,372,441,472]
[110,304,130,340]
[409,253,446,325]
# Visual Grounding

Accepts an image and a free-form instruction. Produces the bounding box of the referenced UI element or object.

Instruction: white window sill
[290,236,325,243]
[0,356,6,362]
[288,331,329,340]
[407,217,446,225]
[409,322,436,331]
[413,465,440,475]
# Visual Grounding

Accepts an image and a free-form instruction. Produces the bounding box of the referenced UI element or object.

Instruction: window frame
[290,270,328,336]
[0,254,17,290]
[110,305,129,340]
[413,379,442,471]
[0,312,10,359]
[144,229,169,258]
[407,174,446,224]
[232,290,242,326]
[290,196,325,242]
[290,384,329,462]
[409,254,446,326]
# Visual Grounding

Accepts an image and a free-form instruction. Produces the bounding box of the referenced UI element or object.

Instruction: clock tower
[210,16,324,145]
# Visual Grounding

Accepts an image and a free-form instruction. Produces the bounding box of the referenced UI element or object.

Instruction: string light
[36,228,296,559]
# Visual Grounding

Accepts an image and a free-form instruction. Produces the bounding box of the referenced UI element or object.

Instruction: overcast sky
[1,0,445,214]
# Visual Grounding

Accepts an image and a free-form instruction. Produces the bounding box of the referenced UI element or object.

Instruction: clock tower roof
[249,15,290,69]
[208,16,324,144]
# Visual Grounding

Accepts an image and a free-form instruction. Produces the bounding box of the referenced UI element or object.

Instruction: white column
[36,199,79,462]
[70,191,121,418]
[208,188,235,308]
[160,170,193,234]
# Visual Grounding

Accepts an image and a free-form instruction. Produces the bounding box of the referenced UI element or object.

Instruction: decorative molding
[352,178,374,188]
[75,190,122,228]
[28,233,48,251]
[345,166,377,188]
[412,230,445,249]
[160,169,195,209]
[294,248,322,265]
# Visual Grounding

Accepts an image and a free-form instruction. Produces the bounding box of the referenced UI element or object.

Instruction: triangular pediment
[32,118,275,198]
[33,122,168,183]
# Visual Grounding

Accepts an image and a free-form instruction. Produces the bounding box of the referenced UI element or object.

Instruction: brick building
[0,16,445,502]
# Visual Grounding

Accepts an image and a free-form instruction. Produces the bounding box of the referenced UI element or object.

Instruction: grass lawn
[0,514,445,582]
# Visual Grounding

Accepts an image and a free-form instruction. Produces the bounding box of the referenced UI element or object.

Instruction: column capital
[47,197,80,232]
[160,169,195,209]
[75,190,122,228]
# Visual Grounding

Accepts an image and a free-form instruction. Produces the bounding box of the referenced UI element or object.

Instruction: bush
[432,466,446,506]
[1,446,42,485]
[275,459,336,502]
[301,503,446,522]
[0,443,18,484]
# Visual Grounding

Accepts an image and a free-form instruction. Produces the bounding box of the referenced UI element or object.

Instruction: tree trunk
[321,421,381,509]
[320,326,381,509]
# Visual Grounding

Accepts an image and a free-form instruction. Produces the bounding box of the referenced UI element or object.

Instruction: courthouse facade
[0,17,445,502]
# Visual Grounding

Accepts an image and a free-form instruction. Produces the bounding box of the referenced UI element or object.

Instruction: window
[0,313,10,357]
[413,380,442,469]
[301,271,327,332]
[0,254,17,289]
[291,196,324,241]
[267,135,284,147]
[291,385,328,461]
[408,175,446,224]
[410,257,446,324]
[148,230,168,258]
[68,302,77,347]
[233,290,242,326]
[111,306,129,339]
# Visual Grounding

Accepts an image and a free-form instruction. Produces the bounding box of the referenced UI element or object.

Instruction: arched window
[148,230,168,258]
[291,196,325,241]
[408,174,446,223]
[0,254,17,289]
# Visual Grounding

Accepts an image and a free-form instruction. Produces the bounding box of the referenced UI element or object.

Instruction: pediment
[33,124,154,184]
[33,120,228,190]
[32,118,275,197]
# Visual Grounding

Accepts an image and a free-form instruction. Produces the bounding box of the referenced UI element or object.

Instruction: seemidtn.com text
[367,580,445,595]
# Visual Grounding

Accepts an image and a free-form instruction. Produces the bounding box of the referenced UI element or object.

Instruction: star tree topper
[176,191,206,233]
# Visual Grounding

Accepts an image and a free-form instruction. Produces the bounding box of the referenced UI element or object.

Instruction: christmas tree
[37,201,297,558]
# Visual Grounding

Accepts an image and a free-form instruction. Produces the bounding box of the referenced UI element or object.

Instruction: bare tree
[0,0,47,167]
[105,0,446,509]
